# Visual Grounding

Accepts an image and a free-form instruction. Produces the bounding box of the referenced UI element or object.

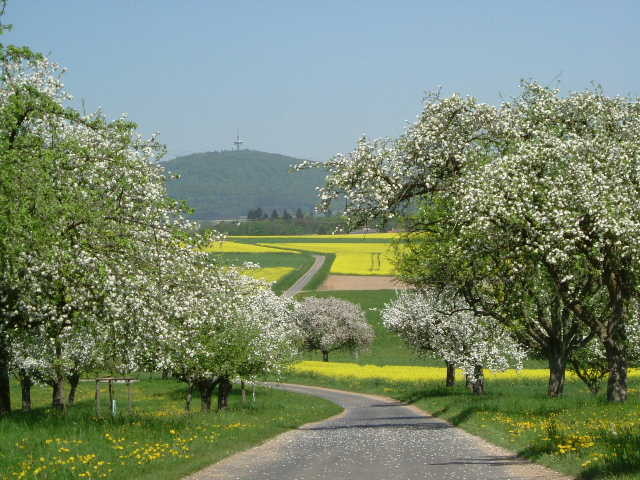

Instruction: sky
[4,1,639,162]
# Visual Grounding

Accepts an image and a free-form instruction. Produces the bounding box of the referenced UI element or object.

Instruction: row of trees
[301,83,640,402]
[0,22,381,416]
[246,207,307,220]
[0,29,312,414]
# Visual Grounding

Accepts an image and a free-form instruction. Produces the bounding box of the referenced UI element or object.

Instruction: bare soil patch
[317,275,409,291]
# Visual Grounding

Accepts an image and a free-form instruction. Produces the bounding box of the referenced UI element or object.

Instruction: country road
[185,383,572,480]
[282,254,325,297]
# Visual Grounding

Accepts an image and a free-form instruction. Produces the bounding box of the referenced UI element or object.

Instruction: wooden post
[108,380,114,416]
[95,380,100,417]
[127,380,132,413]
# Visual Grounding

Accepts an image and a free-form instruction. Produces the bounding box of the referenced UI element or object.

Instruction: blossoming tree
[291,297,374,362]
[383,289,526,394]
[301,83,640,401]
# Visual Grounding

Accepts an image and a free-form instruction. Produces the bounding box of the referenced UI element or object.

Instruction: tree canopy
[302,83,640,401]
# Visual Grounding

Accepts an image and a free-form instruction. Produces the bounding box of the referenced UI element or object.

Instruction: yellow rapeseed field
[243,267,294,283]
[294,361,640,385]
[292,361,640,382]
[261,243,396,275]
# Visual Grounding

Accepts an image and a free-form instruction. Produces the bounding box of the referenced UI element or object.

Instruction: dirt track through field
[283,254,325,297]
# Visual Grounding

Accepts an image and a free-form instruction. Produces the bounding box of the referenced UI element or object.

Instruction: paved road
[283,254,325,297]
[185,383,572,480]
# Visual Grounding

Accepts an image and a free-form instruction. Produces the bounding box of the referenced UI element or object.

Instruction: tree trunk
[51,340,66,412]
[322,351,329,362]
[604,330,628,402]
[601,261,632,402]
[20,372,32,411]
[67,371,80,406]
[197,379,216,412]
[52,378,66,411]
[217,376,232,410]
[471,365,485,395]
[445,361,456,387]
[0,337,11,415]
[547,345,567,397]
[241,381,247,403]
[185,382,193,412]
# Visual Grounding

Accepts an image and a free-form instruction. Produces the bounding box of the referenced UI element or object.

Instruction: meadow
[0,377,340,480]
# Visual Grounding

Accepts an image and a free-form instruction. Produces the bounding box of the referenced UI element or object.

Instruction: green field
[210,251,314,294]
[0,378,340,480]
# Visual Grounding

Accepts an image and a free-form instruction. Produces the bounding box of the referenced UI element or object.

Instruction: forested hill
[164,150,327,220]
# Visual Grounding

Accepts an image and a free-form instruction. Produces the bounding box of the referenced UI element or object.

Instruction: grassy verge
[0,378,341,480]
[281,365,640,479]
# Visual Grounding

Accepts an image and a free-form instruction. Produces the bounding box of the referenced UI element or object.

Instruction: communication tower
[233,129,244,151]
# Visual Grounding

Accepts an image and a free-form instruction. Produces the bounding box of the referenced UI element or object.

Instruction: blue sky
[4,1,639,161]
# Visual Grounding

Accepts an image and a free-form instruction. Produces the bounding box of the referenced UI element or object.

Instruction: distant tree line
[246,207,308,221]
[214,213,347,235]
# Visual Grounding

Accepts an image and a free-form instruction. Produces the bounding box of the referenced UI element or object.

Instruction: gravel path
[282,254,325,297]
[185,383,572,480]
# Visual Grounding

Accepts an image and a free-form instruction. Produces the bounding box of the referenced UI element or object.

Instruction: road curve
[185,383,572,480]
[283,254,325,297]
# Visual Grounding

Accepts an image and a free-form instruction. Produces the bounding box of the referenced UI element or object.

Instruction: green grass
[0,377,341,480]
[210,251,314,295]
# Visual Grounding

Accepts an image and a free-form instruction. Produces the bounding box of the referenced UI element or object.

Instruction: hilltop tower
[233,129,244,151]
